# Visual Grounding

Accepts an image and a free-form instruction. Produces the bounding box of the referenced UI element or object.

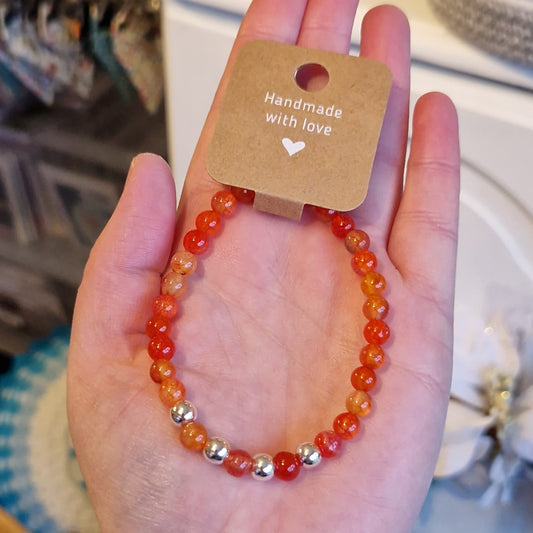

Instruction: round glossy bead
[364,319,390,345]
[161,271,187,298]
[224,449,254,477]
[183,229,209,255]
[345,229,370,253]
[314,206,337,222]
[180,421,207,452]
[296,443,321,468]
[151,294,178,319]
[170,400,196,425]
[361,272,386,296]
[351,250,377,275]
[203,437,230,464]
[350,366,377,392]
[251,454,274,481]
[150,359,176,383]
[148,334,175,361]
[231,186,255,204]
[359,344,386,369]
[333,412,360,440]
[331,214,355,238]
[196,210,221,236]
[211,190,237,217]
[346,390,372,417]
[363,295,389,321]
[314,430,342,458]
[145,315,170,337]
[170,251,197,276]
[273,451,301,481]
[159,378,186,407]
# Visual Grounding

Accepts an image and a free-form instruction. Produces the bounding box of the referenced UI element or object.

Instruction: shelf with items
[0,93,167,355]
[0,1,164,119]
[0,93,167,359]
[0,2,168,355]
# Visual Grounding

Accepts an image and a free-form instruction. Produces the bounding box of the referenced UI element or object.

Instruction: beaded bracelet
[145,188,389,482]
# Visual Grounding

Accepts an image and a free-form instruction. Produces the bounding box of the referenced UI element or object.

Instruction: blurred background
[0,0,532,531]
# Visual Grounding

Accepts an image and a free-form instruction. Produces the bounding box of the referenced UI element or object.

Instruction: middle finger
[297,0,359,53]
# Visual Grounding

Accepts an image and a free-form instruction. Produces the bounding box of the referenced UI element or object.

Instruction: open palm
[67,1,460,531]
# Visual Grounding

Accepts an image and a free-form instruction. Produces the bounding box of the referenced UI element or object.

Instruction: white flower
[435,306,533,505]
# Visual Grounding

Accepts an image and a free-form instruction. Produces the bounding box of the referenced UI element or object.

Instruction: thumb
[70,153,176,367]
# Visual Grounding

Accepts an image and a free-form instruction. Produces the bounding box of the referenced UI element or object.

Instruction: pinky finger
[388,92,460,300]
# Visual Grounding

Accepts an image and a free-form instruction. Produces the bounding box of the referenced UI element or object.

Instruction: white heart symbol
[282,137,306,156]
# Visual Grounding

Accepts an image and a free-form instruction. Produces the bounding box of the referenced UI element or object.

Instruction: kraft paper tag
[207,40,392,220]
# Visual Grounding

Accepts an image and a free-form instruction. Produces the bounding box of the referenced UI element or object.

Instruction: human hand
[68,1,460,531]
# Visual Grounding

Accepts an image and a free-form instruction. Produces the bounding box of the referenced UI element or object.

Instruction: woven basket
[428,0,533,68]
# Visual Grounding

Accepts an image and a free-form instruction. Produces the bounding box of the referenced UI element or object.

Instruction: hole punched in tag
[294,63,329,92]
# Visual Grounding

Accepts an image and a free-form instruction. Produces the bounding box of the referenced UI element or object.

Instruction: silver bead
[170,400,196,425]
[296,442,321,468]
[203,437,230,465]
[251,454,274,481]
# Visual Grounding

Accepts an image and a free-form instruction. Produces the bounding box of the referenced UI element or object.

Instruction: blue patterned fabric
[0,327,97,532]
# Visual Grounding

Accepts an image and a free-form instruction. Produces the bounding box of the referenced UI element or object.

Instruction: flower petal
[451,308,487,407]
[451,308,521,406]
[434,400,494,477]
[478,314,520,381]
[511,386,533,462]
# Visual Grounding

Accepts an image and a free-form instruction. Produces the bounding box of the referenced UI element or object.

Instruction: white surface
[457,162,533,314]
[162,1,236,188]
[182,0,533,89]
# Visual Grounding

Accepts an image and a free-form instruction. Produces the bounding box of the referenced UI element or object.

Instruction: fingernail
[129,153,169,173]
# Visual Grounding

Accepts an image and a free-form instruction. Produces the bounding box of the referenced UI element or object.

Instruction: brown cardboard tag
[206,40,392,220]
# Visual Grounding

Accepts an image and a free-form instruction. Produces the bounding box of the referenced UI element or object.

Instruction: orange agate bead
[161,271,187,298]
[224,449,254,477]
[364,319,390,345]
[159,378,186,407]
[361,272,386,296]
[359,344,385,369]
[151,294,178,319]
[180,421,207,451]
[331,214,355,238]
[314,430,342,458]
[273,451,301,481]
[346,390,372,417]
[314,206,338,222]
[196,210,221,236]
[170,251,197,276]
[183,229,209,255]
[231,187,255,204]
[345,229,370,253]
[351,250,377,275]
[350,366,377,391]
[363,295,389,320]
[333,412,360,440]
[148,334,175,361]
[150,359,176,383]
[145,315,170,337]
[211,190,237,217]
